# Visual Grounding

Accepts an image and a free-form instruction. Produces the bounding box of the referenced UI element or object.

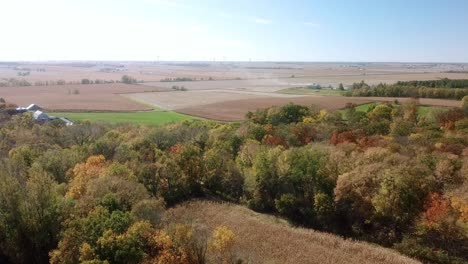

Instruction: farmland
[50,110,196,125]
[2,61,468,86]
[174,96,460,121]
[0,83,154,111]
[122,89,303,111]
[278,87,346,96]
[0,62,466,122]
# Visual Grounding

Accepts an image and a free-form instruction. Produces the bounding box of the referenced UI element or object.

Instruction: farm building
[16,103,41,113]
[33,110,49,122]
[15,108,28,114]
[26,104,41,111]
[49,116,74,126]
[15,103,74,125]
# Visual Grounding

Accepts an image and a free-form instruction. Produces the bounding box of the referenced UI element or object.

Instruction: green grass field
[350,103,449,117]
[50,111,197,126]
[277,87,344,96]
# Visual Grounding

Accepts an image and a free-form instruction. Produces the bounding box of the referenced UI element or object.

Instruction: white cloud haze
[251,17,273,25]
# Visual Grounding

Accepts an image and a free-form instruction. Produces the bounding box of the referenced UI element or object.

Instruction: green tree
[390,119,414,137]
[95,221,153,264]
[121,75,137,84]
[249,147,283,211]
[275,146,333,226]
[367,104,393,121]
[338,83,345,90]
[0,165,64,264]
[203,148,244,201]
[462,95,468,114]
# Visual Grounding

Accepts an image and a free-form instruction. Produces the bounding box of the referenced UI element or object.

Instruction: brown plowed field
[176,96,460,121]
[0,84,155,111]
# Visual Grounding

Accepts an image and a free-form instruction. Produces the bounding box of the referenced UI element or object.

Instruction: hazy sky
[1,0,468,62]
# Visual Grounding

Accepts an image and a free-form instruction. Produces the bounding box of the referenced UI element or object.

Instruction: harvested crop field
[141,78,305,92]
[0,84,155,111]
[1,82,460,120]
[123,89,302,110]
[3,61,467,86]
[175,96,460,121]
[1,61,465,118]
[274,72,468,89]
[141,72,468,92]
[166,201,420,264]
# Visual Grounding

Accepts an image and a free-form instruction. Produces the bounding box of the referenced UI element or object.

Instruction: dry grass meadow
[166,200,421,264]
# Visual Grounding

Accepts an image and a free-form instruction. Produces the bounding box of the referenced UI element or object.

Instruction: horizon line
[1,60,468,64]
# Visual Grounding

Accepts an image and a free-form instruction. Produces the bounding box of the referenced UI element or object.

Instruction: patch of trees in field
[161,77,196,82]
[121,75,138,84]
[347,79,468,99]
[171,85,187,91]
[0,78,34,87]
[81,79,116,85]
[0,75,136,87]
[0,97,467,264]
[16,71,30,77]
[0,78,119,87]
[160,76,216,82]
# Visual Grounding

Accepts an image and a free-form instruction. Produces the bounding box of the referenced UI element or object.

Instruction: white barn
[26,104,41,112]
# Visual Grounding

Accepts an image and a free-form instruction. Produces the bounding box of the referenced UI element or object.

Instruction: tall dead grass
[165,200,420,264]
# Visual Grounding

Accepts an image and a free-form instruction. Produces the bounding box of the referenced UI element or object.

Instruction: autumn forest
[0,97,467,264]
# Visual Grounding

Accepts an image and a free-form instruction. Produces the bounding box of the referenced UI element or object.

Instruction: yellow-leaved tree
[210,226,237,264]
[66,155,108,199]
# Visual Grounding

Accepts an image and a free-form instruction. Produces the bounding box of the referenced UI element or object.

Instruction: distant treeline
[395,79,468,88]
[443,70,468,74]
[161,62,210,67]
[0,78,34,87]
[347,79,468,100]
[80,79,117,85]
[160,76,215,82]
[0,78,117,87]
[0,77,128,87]
[242,66,303,70]
[160,77,195,82]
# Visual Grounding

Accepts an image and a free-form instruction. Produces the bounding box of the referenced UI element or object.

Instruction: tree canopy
[0,100,467,264]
